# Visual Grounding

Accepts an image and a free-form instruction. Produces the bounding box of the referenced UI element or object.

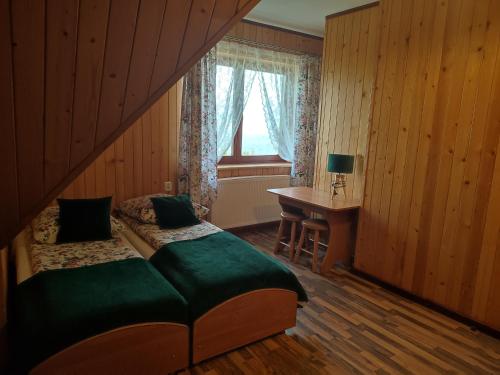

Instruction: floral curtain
[178,47,218,207]
[290,55,321,187]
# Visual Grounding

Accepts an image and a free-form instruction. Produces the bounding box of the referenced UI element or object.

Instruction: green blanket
[150,231,307,320]
[15,258,188,372]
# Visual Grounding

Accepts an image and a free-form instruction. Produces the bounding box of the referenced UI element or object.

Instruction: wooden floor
[180,226,500,375]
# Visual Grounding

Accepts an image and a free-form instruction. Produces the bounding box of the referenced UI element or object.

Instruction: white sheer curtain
[215,39,320,186]
[255,49,300,161]
[216,41,257,161]
[215,40,302,161]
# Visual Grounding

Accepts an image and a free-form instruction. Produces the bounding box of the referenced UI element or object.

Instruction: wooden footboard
[31,323,189,375]
[193,289,298,364]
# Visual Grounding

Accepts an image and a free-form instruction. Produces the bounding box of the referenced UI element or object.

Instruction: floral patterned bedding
[31,236,143,275]
[118,193,209,224]
[121,215,222,251]
[32,206,125,244]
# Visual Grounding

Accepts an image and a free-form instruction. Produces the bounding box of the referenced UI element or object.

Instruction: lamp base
[332,174,347,198]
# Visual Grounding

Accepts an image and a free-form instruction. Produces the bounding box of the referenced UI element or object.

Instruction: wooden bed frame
[192,289,298,364]
[31,323,189,375]
[121,221,301,364]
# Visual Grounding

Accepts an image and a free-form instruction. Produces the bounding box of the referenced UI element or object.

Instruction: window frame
[218,117,286,164]
[217,64,286,165]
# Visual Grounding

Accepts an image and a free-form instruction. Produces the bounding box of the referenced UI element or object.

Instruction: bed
[13,221,190,375]
[120,213,307,364]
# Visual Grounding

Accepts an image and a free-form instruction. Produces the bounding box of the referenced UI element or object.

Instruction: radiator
[212,175,290,229]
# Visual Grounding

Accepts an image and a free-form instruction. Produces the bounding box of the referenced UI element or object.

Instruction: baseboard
[351,269,500,339]
[226,221,280,233]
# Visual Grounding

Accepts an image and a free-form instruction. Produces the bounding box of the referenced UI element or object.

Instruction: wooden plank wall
[0,0,260,248]
[227,20,323,56]
[313,4,380,200]
[60,81,182,206]
[218,165,291,178]
[348,0,500,330]
[0,248,7,370]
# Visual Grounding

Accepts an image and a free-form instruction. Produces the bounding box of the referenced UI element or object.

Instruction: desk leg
[320,210,354,274]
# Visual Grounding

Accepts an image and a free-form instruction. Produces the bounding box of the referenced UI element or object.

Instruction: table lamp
[327,153,355,197]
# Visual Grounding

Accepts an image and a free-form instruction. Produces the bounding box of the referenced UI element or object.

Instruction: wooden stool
[294,219,329,272]
[274,211,305,260]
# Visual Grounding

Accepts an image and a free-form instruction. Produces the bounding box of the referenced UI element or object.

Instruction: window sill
[217,162,291,170]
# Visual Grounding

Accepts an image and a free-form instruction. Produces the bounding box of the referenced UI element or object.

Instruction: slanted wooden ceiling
[0,0,259,247]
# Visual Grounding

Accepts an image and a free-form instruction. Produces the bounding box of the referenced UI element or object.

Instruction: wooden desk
[267,187,360,274]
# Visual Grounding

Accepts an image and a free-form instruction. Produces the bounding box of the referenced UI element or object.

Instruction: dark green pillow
[57,197,112,243]
[151,195,201,229]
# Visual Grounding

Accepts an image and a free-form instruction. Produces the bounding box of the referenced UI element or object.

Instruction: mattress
[120,214,221,251]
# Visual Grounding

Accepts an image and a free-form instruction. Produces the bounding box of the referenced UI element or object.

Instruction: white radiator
[212,175,290,229]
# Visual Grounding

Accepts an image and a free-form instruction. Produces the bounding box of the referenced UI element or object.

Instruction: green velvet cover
[15,258,188,372]
[150,231,308,320]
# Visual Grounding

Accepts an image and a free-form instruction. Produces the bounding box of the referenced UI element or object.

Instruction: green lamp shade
[327,154,354,174]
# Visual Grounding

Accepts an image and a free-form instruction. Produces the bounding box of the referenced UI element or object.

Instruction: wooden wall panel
[348,0,500,330]
[149,0,191,95]
[11,0,45,219]
[44,0,79,192]
[313,4,380,200]
[218,165,291,178]
[0,0,260,247]
[121,0,167,121]
[178,0,217,66]
[0,248,7,370]
[94,0,141,146]
[0,0,19,243]
[227,20,323,56]
[60,81,182,207]
[69,0,110,169]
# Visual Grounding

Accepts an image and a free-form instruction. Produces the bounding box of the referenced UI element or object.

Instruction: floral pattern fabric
[32,206,60,244]
[291,55,322,187]
[31,236,142,275]
[178,47,218,208]
[118,194,210,224]
[32,206,125,244]
[121,215,222,251]
[118,193,168,223]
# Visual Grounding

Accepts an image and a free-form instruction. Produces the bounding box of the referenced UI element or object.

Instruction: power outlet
[164,181,172,192]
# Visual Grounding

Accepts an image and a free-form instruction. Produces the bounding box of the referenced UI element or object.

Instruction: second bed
[120,211,307,364]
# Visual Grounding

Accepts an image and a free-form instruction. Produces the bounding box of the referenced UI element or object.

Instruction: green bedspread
[15,258,188,372]
[149,231,308,320]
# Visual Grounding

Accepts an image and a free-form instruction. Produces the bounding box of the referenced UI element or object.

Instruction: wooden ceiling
[0,0,259,247]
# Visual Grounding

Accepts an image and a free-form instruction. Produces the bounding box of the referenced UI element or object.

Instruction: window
[218,67,285,164]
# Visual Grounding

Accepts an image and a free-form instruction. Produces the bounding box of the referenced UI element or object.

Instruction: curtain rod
[222,35,317,57]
